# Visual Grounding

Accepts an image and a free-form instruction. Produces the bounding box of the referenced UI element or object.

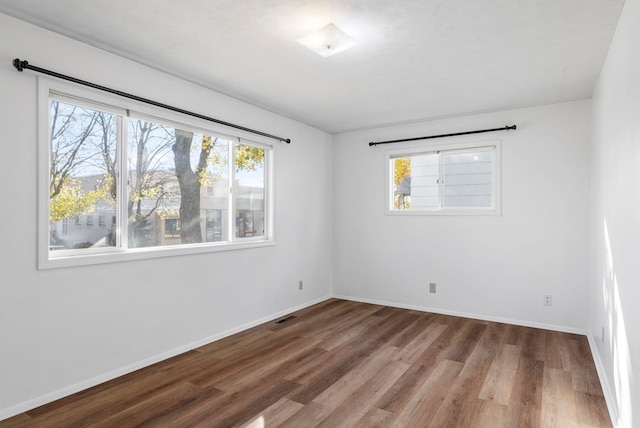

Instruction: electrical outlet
[544,295,552,306]
[298,280,303,290]
[429,282,436,293]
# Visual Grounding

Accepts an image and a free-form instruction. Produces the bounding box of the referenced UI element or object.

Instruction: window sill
[385,208,501,216]
[39,240,276,270]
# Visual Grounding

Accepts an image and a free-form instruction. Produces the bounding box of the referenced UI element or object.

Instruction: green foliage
[197,135,215,186]
[196,138,263,185]
[394,158,411,186]
[235,144,264,171]
[49,177,111,222]
[130,181,162,202]
[393,158,411,210]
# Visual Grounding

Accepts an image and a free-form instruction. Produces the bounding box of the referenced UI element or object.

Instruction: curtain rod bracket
[12,58,291,144]
[13,58,28,72]
[369,124,517,146]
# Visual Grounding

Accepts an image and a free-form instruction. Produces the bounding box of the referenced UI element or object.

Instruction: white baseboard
[0,294,332,422]
[332,293,588,335]
[586,332,619,427]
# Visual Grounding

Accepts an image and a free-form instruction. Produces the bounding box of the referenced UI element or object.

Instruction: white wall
[333,101,591,331]
[590,0,640,425]
[4,2,636,422]
[0,13,333,419]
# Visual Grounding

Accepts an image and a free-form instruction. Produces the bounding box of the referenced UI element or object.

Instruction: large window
[39,79,273,268]
[386,141,500,215]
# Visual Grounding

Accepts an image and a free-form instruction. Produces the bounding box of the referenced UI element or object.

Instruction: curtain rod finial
[13,58,28,72]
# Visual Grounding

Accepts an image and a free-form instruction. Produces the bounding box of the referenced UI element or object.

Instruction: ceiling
[0,0,625,134]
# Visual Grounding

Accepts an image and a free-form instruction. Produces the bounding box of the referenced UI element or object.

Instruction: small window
[386,141,500,215]
[86,215,94,226]
[164,219,181,238]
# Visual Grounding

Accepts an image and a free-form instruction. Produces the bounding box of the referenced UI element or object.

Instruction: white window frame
[38,77,275,269]
[384,139,501,216]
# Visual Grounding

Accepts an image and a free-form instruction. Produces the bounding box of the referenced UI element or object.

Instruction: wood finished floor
[1,299,611,427]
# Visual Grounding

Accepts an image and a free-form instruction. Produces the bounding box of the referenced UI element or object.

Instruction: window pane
[128,119,231,247]
[235,144,265,238]
[408,154,439,209]
[442,150,493,207]
[202,138,230,243]
[49,100,117,251]
[392,157,411,210]
[391,154,438,210]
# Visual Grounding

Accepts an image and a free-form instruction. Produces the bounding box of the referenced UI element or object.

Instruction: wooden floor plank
[315,360,409,427]
[391,322,448,364]
[353,407,395,428]
[429,328,498,428]
[375,324,452,413]
[503,324,527,346]
[90,382,204,427]
[541,367,578,428]
[469,399,509,428]
[574,391,612,427]
[188,331,306,389]
[544,331,573,371]
[314,311,382,351]
[0,299,612,428]
[164,379,298,427]
[568,337,606,396]
[445,320,487,363]
[204,379,300,427]
[506,357,545,427]
[311,346,400,406]
[428,365,489,427]
[278,401,329,428]
[391,358,464,427]
[212,336,322,391]
[238,398,304,428]
[0,414,33,428]
[478,343,521,405]
[285,300,376,342]
[458,321,506,380]
[521,328,547,361]
[387,312,437,348]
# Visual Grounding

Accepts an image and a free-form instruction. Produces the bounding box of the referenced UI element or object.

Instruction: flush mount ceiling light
[296,23,357,57]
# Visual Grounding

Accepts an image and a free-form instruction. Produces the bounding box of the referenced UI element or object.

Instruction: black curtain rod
[369,125,516,146]
[13,58,291,144]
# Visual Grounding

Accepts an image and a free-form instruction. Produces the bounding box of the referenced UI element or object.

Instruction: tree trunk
[173,129,202,243]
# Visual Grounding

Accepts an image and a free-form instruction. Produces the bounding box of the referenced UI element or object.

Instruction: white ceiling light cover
[296,23,357,57]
